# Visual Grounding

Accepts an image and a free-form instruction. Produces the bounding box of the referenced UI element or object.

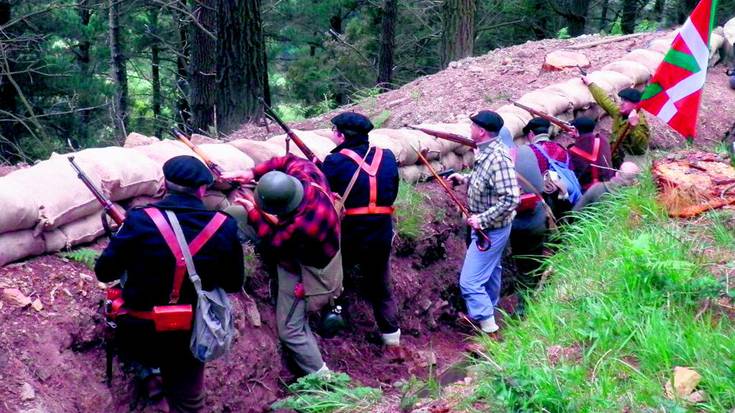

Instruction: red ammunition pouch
[111,207,226,333]
[569,137,602,190]
[516,193,541,213]
[340,147,395,216]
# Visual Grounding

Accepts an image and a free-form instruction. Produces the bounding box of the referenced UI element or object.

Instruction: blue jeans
[459,225,512,321]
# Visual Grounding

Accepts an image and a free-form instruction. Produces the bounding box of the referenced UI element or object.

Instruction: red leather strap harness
[339,147,395,216]
[569,137,601,189]
[118,208,227,321]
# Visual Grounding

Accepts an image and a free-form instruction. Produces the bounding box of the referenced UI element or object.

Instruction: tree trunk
[565,0,591,37]
[149,10,162,138]
[173,1,190,126]
[377,0,398,90]
[651,0,666,23]
[527,0,549,40]
[216,0,268,134]
[74,0,93,145]
[599,0,610,31]
[0,1,16,157]
[189,0,217,132]
[440,0,475,68]
[620,0,638,34]
[109,0,128,139]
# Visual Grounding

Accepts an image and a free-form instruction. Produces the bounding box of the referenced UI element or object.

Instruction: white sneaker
[381,329,401,346]
[479,316,499,333]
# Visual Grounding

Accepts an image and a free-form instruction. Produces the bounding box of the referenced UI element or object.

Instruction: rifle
[609,118,634,161]
[68,157,125,226]
[427,168,455,181]
[258,97,321,166]
[411,146,491,251]
[513,102,575,133]
[169,128,226,177]
[405,125,477,149]
[68,156,124,387]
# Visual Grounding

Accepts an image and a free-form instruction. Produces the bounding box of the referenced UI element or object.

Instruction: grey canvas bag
[166,211,234,362]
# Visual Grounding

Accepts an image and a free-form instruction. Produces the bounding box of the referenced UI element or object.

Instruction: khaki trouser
[276,251,343,374]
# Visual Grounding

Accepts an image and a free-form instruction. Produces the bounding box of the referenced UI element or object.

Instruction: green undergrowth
[58,248,100,270]
[394,180,430,240]
[272,372,381,413]
[465,176,735,412]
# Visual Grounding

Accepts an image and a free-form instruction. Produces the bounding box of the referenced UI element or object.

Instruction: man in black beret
[567,116,614,192]
[96,155,244,412]
[449,110,519,334]
[582,76,650,167]
[321,112,404,358]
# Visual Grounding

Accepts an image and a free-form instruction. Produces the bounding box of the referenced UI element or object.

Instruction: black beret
[331,112,374,135]
[162,155,214,188]
[522,117,551,135]
[570,116,597,134]
[617,88,642,103]
[470,110,504,133]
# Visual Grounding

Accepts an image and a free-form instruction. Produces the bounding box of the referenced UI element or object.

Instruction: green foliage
[706,210,735,248]
[58,248,100,270]
[371,110,391,128]
[395,181,429,240]
[556,27,571,39]
[464,177,735,412]
[635,19,659,33]
[271,372,381,413]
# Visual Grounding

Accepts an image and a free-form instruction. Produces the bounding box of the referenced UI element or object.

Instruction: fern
[58,248,100,270]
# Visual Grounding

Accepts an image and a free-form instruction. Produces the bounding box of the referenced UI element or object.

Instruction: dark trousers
[510,206,547,292]
[117,317,205,412]
[342,240,399,334]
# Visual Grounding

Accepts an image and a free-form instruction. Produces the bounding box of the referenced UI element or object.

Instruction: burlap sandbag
[398,161,443,183]
[228,139,284,165]
[440,152,464,172]
[649,37,675,54]
[132,140,196,166]
[374,129,425,160]
[601,60,652,85]
[198,144,254,172]
[370,133,417,166]
[709,31,725,65]
[725,16,735,47]
[543,79,594,109]
[124,132,158,148]
[51,147,164,201]
[587,70,635,93]
[266,130,335,161]
[45,212,107,252]
[462,151,475,168]
[0,179,40,234]
[622,49,664,73]
[0,229,46,266]
[497,111,528,138]
[3,157,105,231]
[517,90,572,116]
[310,129,334,139]
[191,133,219,145]
[203,190,230,211]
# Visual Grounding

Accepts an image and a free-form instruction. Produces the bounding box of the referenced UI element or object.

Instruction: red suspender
[339,148,395,215]
[143,208,227,303]
[569,138,602,188]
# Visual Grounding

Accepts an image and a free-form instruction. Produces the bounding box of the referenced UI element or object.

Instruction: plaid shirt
[247,155,340,271]
[467,138,520,229]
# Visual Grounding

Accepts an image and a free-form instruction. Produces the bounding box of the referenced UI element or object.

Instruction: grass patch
[58,248,100,270]
[464,176,735,412]
[272,372,381,413]
[394,180,429,240]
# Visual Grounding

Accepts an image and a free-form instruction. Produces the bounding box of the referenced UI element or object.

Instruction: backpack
[165,210,235,363]
[532,144,582,205]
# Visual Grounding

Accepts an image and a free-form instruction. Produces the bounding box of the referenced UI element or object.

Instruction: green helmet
[254,171,304,215]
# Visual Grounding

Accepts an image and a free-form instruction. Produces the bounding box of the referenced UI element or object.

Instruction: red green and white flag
[639,0,718,138]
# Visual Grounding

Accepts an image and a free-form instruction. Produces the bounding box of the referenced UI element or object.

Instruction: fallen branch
[566,32,650,50]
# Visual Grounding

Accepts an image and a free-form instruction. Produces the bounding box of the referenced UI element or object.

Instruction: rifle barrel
[406,125,477,149]
[258,97,321,165]
[513,102,574,132]
[68,157,125,226]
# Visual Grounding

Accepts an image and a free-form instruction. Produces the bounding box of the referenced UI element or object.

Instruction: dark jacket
[568,132,615,191]
[321,135,399,246]
[95,193,244,311]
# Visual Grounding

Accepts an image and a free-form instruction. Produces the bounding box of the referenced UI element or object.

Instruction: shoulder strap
[339,147,374,202]
[568,138,601,162]
[144,207,228,303]
[166,211,203,295]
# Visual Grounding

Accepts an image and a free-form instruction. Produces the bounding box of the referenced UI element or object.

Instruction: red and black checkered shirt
[247,155,340,272]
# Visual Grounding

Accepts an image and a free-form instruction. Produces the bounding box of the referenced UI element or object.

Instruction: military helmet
[254,171,304,215]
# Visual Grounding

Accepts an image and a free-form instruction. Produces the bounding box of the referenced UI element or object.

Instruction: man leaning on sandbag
[448,111,520,334]
[582,75,650,168]
[95,156,244,412]
[223,155,342,376]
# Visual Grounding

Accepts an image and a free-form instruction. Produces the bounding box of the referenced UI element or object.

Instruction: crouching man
[95,155,244,412]
[223,155,342,375]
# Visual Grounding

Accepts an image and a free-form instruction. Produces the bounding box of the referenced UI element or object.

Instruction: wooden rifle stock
[406,125,477,149]
[169,128,226,177]
[513,102,575,133]
[68,157,125,226]
[258,97,321,166]
[411,147,491,251]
